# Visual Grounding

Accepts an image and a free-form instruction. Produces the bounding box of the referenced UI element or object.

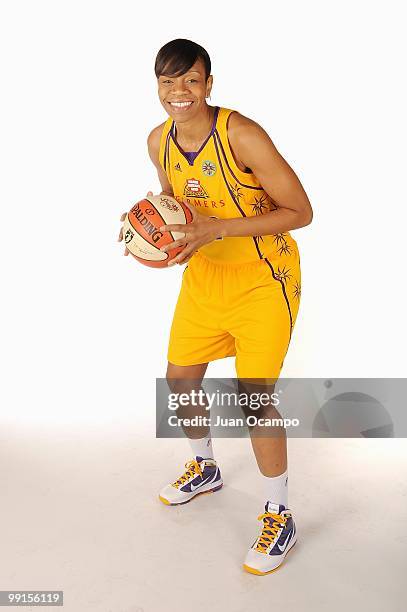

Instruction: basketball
[123,195,193,268]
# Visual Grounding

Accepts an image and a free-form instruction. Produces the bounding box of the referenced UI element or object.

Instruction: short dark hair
[155,39,211,81]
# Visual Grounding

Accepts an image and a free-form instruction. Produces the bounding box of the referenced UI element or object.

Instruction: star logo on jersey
[274,266,292,285]
[293,279,301,301]
[174,162,182,172]
[183,178,209,198]
[202,159,216,176]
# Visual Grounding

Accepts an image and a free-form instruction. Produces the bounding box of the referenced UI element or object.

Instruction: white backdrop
[1,0,406,426]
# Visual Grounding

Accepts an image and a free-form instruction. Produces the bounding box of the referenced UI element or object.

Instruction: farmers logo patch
[184,178,209,199]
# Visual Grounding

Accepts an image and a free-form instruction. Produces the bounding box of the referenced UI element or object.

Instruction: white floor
[1,424,406,612]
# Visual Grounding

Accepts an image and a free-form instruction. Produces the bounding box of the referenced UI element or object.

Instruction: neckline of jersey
[170,106,220,166]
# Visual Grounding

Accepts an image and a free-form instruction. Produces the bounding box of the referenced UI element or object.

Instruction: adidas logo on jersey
[174,162,182,172]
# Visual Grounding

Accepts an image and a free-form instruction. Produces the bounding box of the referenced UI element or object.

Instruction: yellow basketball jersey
[159,106,299,264]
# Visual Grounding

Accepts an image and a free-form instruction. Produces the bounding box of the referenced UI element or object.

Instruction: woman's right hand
[118,191,154,256]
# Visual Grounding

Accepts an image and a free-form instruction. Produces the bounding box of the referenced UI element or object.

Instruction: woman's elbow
[301,205,313,227]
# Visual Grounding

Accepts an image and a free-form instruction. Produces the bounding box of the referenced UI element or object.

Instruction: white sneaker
[243,502,297,575]
[158,456,223,506]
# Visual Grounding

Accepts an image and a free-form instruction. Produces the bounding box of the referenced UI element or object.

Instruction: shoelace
[255,511,292,553]
[172,459,203,489]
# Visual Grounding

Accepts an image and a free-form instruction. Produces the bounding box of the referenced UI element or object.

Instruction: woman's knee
[166,361,208,394]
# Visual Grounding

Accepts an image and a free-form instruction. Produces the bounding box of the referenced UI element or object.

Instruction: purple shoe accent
[258,503,295,557]
[180,461,221,493]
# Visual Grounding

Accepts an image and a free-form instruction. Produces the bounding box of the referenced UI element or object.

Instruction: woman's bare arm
[215,112,313,238]
[147,124,174,196]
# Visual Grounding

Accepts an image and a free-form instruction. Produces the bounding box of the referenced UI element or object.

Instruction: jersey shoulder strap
[214,107,235,140]
[158,117,174,173]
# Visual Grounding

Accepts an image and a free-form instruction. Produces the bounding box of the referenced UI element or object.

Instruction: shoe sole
[158,483,223,506]
[243,539,297,575]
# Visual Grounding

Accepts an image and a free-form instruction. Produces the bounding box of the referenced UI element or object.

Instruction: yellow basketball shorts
[167,250,301,378]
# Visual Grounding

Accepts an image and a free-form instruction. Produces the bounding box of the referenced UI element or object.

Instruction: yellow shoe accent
[243,563,281,576]
[158,495,171,505]
[255,511,289,553]
[242,541,297,576]
[172,459,203,489]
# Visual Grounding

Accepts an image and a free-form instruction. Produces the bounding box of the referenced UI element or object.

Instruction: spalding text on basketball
[131,203,163,243]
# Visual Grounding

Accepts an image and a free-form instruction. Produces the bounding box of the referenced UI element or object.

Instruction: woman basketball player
[119,39,313,575]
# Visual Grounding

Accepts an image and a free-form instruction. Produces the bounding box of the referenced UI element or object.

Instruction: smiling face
[157,58,213,123]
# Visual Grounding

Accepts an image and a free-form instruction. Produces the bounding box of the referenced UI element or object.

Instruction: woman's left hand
[159,202,223,266]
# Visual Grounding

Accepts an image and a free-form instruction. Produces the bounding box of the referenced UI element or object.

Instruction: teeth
[170,102,193,108]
